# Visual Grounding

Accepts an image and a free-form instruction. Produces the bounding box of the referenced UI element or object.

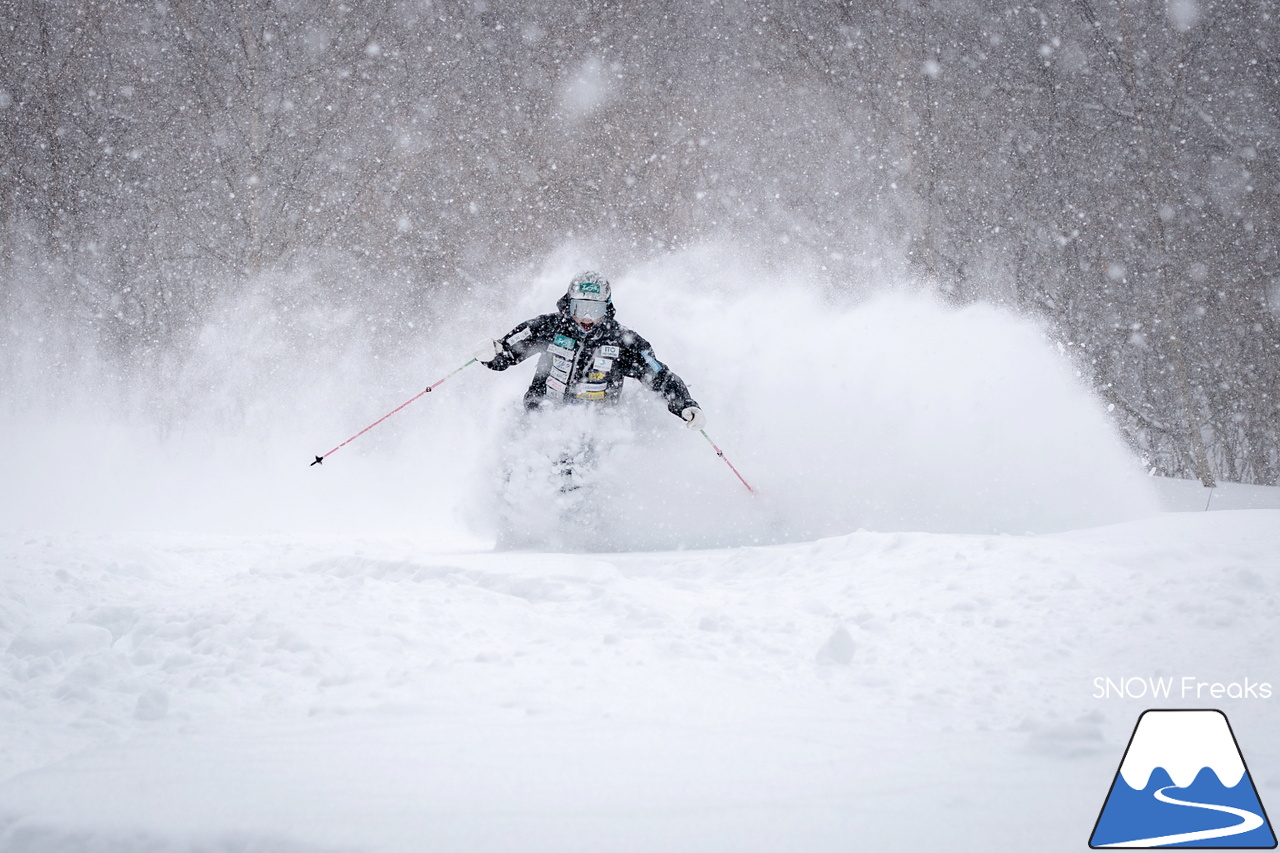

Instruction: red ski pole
[310,358,477,466]
[699,429,756,495]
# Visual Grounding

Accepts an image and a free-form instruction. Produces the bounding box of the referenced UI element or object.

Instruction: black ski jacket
[483,295,698,418]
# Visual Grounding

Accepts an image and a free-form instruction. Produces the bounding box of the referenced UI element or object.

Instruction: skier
[472,271,706,430]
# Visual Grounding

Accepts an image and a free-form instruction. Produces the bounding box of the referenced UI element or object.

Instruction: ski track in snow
[1,507,1278,852]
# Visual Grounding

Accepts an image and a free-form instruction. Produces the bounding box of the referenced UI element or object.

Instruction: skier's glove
[681,406,706,430]
[473,338,501,364]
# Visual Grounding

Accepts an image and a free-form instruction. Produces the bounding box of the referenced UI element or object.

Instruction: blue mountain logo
[1090,709,1276,848]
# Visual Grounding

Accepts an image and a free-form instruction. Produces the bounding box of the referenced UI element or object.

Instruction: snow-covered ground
[2,262,1277,851]
[1,500,1277,852]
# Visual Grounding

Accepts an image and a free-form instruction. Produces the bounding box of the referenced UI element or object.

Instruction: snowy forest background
[2,0,1278,486]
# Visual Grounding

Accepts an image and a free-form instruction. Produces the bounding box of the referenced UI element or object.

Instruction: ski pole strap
[700,429,756,495]
[311,358,478,466]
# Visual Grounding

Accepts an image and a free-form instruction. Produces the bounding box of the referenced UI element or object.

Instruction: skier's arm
[624,338,699,418]
[655,368,699,419]
[480,316,552,371]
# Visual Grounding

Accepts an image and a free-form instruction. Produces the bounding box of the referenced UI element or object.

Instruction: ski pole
[699,429,756,495]
[310,358,477,466]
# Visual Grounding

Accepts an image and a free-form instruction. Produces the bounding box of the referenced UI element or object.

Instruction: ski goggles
[570,299,608,321]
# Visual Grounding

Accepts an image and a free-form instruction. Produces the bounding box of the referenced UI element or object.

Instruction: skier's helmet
[567,271,611,325]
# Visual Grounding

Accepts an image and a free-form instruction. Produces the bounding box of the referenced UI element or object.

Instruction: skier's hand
[473,338,501,364]
[681,406,706,430]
